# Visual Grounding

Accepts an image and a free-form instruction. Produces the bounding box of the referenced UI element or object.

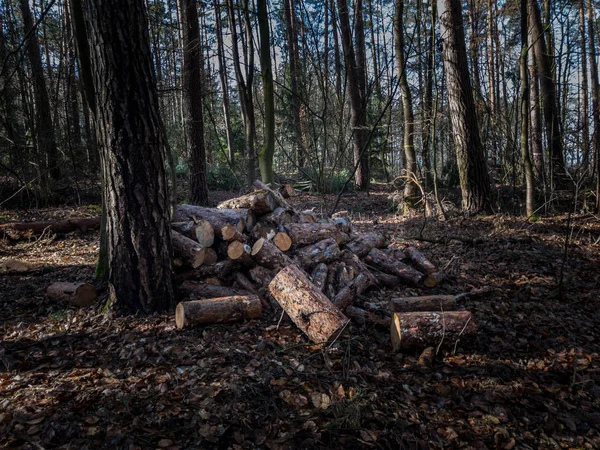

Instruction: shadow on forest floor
[1,189,599,449]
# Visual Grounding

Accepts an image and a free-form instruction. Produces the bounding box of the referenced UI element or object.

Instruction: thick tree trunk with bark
[81,0,175,312]
[268,265,348,343]
[179,0,208,204]
[437,0,491,214]
[589,0,600,211]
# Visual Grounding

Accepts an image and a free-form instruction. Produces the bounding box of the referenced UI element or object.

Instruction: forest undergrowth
[1,187,599,449]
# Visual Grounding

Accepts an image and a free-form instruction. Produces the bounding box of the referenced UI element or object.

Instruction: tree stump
[175,295,262,328]
[268,265,348,343]
[46,282,97,307]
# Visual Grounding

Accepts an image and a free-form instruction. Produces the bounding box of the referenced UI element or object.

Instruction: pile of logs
[173,180,477,352]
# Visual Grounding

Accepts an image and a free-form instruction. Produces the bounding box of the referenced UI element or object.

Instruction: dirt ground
[1,188,599,449]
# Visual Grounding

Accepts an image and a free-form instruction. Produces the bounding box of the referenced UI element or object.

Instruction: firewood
[175,295,262,328]
[173,205,247,236]
[345,232,387,258]
[263,207,294,225]
[338,250,377,286]
[294,237,341,269]
[371,271,402,288]
[365,248,424,286]
[171,230,206,268]
[381,247,407,261]
[285,223,350,246]
[310,263,329,291]
[249,266,276,289]
[175,260,234,282]
[0,218,100,239]
[423,272,444,288]
[273,231,292,251]
[193,220,215,248]
[251,237,294,270]
[251,222,277,240]
[332,273,372,310]
[233,272,259,295]
[227,241,251,260]
[278,183,295,199]
[404,246,437,274]
[217,189,280,215]
[252,180,294,208]
[171,221,200,241]
[345,306,391,328]
[203,248,218,265]
[389,295,457,313]
[221,224,247,242]
[390,311,476,351]
[417,347,436,367]
[268,265,348,343]
[46,282,97,307]
[335,263,352,290]
[179,281,253,299]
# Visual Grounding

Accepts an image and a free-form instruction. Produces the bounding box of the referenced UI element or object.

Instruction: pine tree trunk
[80,0,175,312]
[257,0,275,184]
[588,0,600,211]
[520,0,535,218]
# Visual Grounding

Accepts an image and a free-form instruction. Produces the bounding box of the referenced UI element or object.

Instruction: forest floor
[1,185,600,449]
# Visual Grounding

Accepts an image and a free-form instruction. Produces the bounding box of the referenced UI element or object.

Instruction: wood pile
[173,180,477,352]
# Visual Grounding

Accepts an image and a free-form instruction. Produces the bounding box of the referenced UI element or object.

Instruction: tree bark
[521,0,535,217]
[217,190,280,214]
[285,223,350,246]
[294,237,341,269]
[437,0,491,214]
[257,0,275,184]
[251,237,294,270]
[588,0,600,211]
[174,205,250,235]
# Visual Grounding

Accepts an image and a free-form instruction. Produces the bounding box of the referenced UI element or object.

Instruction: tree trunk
[437,0,491,214]
[80,0,175,312]
[588,0,600,211]
[285,223,350,246]
[579,0,590,172]
[268,265,348,343]
[528,37,545,186]
[520,0,535,217]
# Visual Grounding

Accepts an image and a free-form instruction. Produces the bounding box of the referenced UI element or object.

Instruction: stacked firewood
[173,180,476,352]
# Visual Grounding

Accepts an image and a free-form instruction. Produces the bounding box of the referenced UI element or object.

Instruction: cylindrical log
[278,184,295,199]
[249,265,276,289]
[371,271,402,288]
[171,221,200,241]
[172,230,206,268]
[345,306,391,328]
[175,260,234,282]
[332,273,372,311]
[233,272,259,295]
[273,231,292,251]
[295,210,318,223]
[389,295,457,313]
[227,241,251,260]
[179,281,252,299]
[203,248,218,265]
[0,218,100,239]
[417,347,436,367]
[404,246,437,274]
[173,205,247,236]
[390,311,476,351]
[285,223,350,246]
[294,237,341,270]
[423,272,444,288]
[217,190,280,214]
[221,224,247,242]
[365,248,424,286]
[264,207,294,225]
[311,263,329,291]
[175,295,262,329]
[345,232,387,258]
[251,238,294,270]
[268,265,348,343]
[194,220,215,248]
[46,282,97,307]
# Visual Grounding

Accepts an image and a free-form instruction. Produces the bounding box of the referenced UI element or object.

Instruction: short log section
[46,282,97,307]
[175,295,262,329]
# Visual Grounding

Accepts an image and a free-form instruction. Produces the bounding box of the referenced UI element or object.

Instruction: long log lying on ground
[217,190,279,215]
[345,306,391,328]
[251,238,294,270]
[345,232,387,258]
[46,282,97,307]
[389,295,457,313]
[365,248,424,286]
[0,218,100,239]
[175,295,262,328]
[404,246,437,274]
[173,205,249,236]
[294,237,341,269]
[172,230,206,268]
[268,265,348,343]
[179,281,253,299]
[285,223,350,246]
[371,271,402,288]
[390,311,476,351]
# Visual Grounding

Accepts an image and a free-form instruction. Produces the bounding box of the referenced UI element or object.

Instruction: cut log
[345,232,387,258]
[423,272,444,288]
[227,241,251,260]
[279,183,295,198]
[252,180,293,209]
[172,230,206,268]
[417,347,436,367]
[233,272,259,295]
[310,263,329,291]
[221,224,247,242]
[193,220,216,248]
[338,250,377,286]
[171,221,200,241]
[294,237,340,269]
[251,237,294,270]
[390,311,476,351]
[248,266,276,289]
[345,306,391,328]
[268,265,348,343]
[179,281,253,299]
[365,248,424,286]
[371,271,402,288]
[0,218,100,239]
[389,295,457,313]
[285,223,350,246]
[217,190,280,215]
[203,248,218,265]
[404,246,437,274]
[175,260,234,282]
[381,247,407,261]
[332,272,372,310]
[251,221,277,240]
[335,263,352,290]
[46,282,97,307]
[273,231,292,251]
[264,207,294,225]
[175,295,262,328]
[173,205,247,236]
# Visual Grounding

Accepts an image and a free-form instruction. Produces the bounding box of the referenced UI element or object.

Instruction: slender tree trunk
[257,0,275,184]
[80,0,175,312]
[437,0,491,213]
[337,0,370,190]
[528,32,545,186]
[588,0,600,210]
[521,0,535,217]
[579,0,590,172]
[331,0,342,99]
[394,0,417,205]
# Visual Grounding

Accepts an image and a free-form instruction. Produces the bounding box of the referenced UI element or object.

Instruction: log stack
[171,181,476,350]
